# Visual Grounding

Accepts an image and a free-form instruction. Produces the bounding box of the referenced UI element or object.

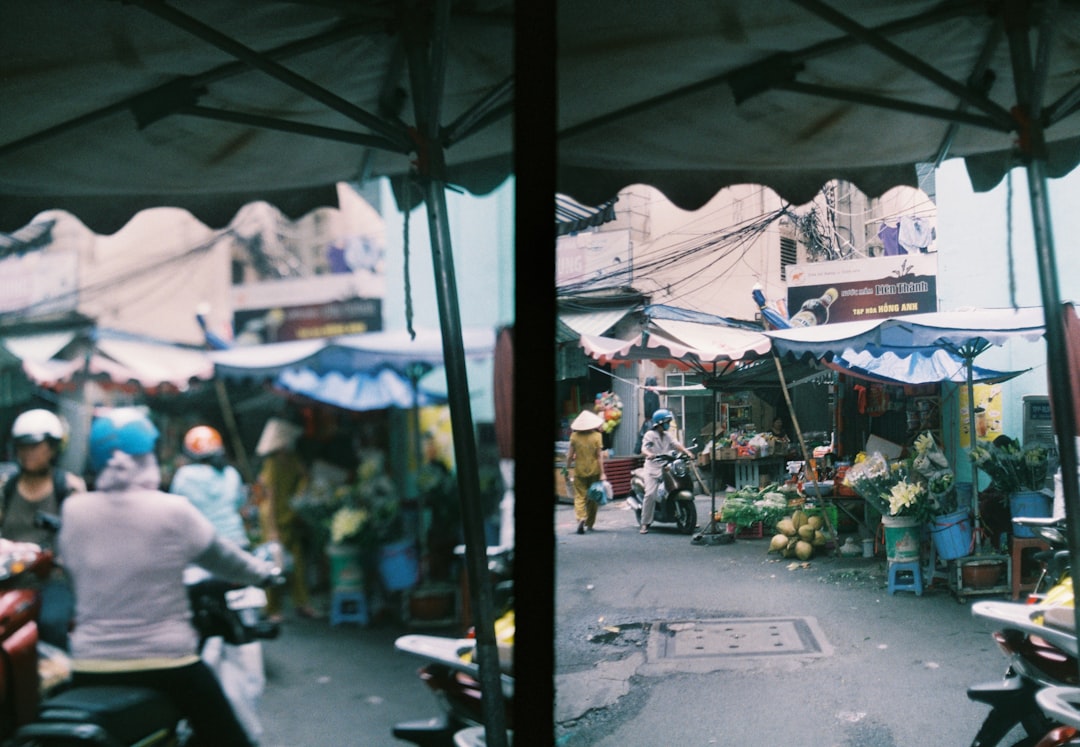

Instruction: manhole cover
[650,617,831,660]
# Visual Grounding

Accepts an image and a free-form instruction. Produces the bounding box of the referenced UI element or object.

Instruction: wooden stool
[1011,537,1050,600]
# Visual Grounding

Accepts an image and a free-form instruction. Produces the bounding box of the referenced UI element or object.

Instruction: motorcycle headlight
[671,460,688,479]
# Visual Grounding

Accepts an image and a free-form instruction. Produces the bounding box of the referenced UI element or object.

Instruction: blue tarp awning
[209,326,496,413]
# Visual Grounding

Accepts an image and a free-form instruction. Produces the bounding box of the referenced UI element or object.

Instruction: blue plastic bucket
[1010,491,1051,538]
[929,510,972,560]
[378,539,419,591]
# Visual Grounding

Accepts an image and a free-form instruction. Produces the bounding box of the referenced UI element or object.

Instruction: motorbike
[392,547,514,747]
[626,448,699,534]
[1032,685,1080,746]
[967,517,1077,747]
[2,516,281,746]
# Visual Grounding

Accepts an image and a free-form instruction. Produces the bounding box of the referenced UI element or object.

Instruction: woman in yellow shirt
[565,410,606,534]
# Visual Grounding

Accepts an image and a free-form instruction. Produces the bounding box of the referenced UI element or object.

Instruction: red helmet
[183,426,224,458]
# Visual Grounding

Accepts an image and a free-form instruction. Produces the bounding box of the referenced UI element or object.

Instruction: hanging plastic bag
[203,636,266,743]
[587,480,612,505]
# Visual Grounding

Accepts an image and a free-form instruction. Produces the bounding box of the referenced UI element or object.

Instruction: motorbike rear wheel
[675,500,697,535]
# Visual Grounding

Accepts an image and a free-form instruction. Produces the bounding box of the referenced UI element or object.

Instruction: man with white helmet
[639,408,693,535]
[2,408,87,648]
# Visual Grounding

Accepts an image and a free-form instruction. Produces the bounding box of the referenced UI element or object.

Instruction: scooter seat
[33,685,180,744]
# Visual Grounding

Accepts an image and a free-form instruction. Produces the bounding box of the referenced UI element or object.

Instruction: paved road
[554,494,1030,746]
[256,595,458,747]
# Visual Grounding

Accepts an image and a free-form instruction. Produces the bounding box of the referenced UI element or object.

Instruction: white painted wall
[936,159,1080,482]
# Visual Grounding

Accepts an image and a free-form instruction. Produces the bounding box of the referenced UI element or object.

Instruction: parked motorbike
[967,517,1077,747]
[1032,685,1080,745]
[3,516,281,746]
[393,547,514,747]
[1015,517,1071,602]
[626,449,699,534]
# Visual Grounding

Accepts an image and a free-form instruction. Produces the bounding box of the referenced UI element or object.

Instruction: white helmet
[11,409,65,447]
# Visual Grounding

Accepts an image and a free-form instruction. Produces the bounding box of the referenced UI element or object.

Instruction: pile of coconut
[768,509,833,560]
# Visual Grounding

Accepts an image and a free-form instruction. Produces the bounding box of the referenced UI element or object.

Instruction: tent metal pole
[1003,1,1080,672]
[1026,156,1080,663]
[964,358,982,552]
[419,173,508,745]
[404,1,507,740]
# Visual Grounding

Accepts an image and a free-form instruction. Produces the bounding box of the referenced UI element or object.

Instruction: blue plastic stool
[330,590,369,626]
[887,560,924,596]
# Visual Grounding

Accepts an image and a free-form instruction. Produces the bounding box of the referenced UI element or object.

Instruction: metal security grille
[651,617,831,660]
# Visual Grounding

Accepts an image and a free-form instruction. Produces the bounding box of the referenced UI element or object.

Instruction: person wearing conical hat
[564,409,606,535]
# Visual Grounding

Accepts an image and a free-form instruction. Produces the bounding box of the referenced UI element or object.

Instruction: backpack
[1,468,71,531]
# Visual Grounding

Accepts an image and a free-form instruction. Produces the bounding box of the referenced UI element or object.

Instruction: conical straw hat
[255,417,303,456]
[570,410,604,431]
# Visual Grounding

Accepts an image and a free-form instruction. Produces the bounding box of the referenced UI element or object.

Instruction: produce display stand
[949,555,1012,601]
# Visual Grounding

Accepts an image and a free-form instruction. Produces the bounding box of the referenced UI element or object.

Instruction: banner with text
[786,254,938,325]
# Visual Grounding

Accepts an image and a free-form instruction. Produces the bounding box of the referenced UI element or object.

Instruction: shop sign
[232,273,383,343]
[233,297,381,343]
[556,229,631,291]
[786,254,938,325]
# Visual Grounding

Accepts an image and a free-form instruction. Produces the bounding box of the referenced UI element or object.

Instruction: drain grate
[651,617,830,660]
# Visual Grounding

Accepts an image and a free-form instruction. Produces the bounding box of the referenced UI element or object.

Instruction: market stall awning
[580,320,771,369]
[825,346,1027,386]
[16,329,213,390]
[278,367,445,413]
[765,307,1046,361]
[210,326,496,380]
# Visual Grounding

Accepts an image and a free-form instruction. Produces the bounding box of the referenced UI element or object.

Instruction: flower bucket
[378,539,419,591]
[929,510,972,561]
[1010,490,1051,538]
[881,515,921,563]
[326,544,365,591]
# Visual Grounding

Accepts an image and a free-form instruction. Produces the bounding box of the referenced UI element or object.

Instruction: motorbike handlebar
[33,511,61,533]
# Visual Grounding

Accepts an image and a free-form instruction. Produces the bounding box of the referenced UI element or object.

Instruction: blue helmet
[651,408,673,428]
[89,408,159,472]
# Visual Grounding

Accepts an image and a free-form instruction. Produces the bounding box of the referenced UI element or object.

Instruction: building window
[780,236,798,280]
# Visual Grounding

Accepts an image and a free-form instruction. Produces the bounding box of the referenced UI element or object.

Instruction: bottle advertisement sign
[786,254,938,325]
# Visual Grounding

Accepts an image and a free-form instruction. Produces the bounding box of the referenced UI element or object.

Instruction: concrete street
[256,595,460,746]
[555,493,1031,746]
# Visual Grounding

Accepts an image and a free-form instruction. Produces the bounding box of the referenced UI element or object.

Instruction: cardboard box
[865,434,903,460]
[715,447,738,461]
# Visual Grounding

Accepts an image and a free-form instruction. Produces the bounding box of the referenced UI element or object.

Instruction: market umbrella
[1,4,513,738]
[557,0,1080,597]
[766,306,1046,547]
[824,346,1028,386]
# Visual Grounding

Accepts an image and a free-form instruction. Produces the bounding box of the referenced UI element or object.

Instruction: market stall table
[699,455,788,490]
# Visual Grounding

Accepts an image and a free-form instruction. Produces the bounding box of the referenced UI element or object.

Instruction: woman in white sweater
[59,408,279,747]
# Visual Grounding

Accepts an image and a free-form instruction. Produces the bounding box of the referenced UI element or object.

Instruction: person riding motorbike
[58,408,279,747]
[171,425,251,548]
[170,424,267,743]
[1,408,86,650]
[639,408,693,535]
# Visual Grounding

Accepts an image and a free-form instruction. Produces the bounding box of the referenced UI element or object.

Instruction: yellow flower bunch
[330,506,369,545]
